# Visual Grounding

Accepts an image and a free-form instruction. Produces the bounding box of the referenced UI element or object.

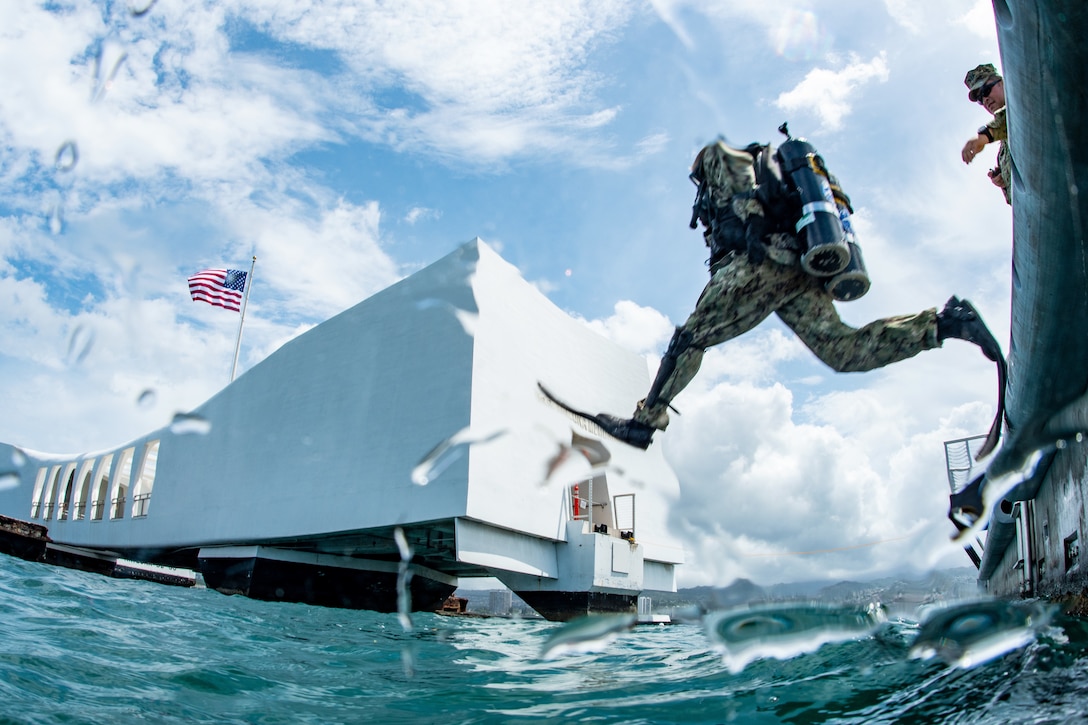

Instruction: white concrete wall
[465,242,685,558]
[0,240,684,569]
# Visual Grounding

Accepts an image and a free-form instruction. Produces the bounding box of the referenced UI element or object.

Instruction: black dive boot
[581,328,692,450]
[537,383,656,450]
[937,296,1002,363]
[589,414,656,450]
[938,296,1008,459]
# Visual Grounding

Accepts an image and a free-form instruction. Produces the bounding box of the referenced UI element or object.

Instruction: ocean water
[3,555,1088,725]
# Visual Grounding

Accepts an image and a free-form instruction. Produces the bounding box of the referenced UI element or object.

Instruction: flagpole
[230,255,256,383]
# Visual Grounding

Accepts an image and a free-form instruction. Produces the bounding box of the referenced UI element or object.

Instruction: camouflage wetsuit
[632,197,940,430]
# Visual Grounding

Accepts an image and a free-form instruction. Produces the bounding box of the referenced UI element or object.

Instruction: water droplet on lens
[394,527,414,635]
[54,141,79,172]
[705,603,886,673]
[130,0,158,16]
[137,389,156,408]
[91,50,128,103]
[411,427,506,485]
[394,527,412,561]
[66,324,95,365]
[170,412,211,435]
[909,599,1057,669]
[0,472,19,491]
[48,204,63,235]
[540,613,637,659]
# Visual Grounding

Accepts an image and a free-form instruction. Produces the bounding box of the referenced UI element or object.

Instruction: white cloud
[634,132,670,157]
[646,0,694,49]
[404,207,439,225]
[228,0,633,163]
[235,197,400,320]
[956,0,999,37]
[775,53,890,131]
[663,369,984,586]
[579,299,675,357]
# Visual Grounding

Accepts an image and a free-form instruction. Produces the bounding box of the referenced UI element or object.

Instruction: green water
[2,555,1087,724]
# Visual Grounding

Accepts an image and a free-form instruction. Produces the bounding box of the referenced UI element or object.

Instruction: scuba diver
[578,126,1007,455]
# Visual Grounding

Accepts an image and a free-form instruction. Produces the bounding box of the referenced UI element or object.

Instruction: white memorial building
[0,239,685,621]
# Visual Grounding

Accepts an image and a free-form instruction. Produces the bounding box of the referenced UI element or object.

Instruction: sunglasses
[972,79,1000,104]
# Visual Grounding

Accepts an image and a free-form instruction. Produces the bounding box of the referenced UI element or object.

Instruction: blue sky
[1,0,1012,587]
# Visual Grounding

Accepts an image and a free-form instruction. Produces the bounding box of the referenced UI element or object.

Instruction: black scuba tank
[774,137,851,277]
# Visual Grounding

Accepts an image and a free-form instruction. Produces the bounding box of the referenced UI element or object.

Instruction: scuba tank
[774,125,852,277]
[822,169,870,301]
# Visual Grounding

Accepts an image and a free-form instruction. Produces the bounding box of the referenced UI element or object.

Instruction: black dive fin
[538,382,600,426]
[537,382,655,449]
[975,354,1008,461]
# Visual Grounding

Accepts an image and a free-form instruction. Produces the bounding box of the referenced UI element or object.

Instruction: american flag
[188,268,247,312]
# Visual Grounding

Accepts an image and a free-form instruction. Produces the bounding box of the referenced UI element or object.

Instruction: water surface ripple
[2,556,1087,724]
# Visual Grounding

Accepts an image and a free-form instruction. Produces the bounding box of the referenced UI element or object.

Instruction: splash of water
[960,387,1088,538]
[411,427,506,485]
[704,602,887,673]
[539,613,637,659]
[909,599,1057,669]
[169,412,212,435]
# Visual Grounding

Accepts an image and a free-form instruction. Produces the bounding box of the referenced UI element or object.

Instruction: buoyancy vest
[688,128,869,300]
[689,141,781,267]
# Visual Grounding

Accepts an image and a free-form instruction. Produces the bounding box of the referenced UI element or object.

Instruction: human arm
[962,130,990,164]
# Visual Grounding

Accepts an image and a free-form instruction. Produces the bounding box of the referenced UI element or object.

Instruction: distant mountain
[643,568,981,612]
[453,568,982,617]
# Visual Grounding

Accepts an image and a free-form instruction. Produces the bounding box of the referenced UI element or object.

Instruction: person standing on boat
[960,63,1011,205]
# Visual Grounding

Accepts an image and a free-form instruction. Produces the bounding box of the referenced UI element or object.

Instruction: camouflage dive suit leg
[632,253,940,430]
[777,282,939,374]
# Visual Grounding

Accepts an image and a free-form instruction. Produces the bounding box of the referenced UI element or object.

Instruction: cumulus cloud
[956,0,1000,37]
[579,299,675,357]
[230,0,633,163]
[662,367,987,586]
[775,53,890,130]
